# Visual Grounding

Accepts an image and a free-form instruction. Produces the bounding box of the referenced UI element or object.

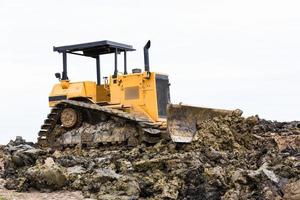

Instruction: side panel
[96,85,110,102]
[109,78,121,104]
[84,82,97,101]
[49,81,97,107]
[108,72,167,122]
[140,73,160,121]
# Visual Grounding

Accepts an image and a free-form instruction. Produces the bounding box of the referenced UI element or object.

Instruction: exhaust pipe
[144,40,151,72]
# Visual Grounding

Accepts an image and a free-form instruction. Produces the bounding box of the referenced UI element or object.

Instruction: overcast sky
[0,0,300,144]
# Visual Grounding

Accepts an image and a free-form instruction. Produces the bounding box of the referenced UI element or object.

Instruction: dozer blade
[167,104,234,143]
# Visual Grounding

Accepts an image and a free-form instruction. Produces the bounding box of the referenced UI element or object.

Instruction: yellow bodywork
[49,71,166,122]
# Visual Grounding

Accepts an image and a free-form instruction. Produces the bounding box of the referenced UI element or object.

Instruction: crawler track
[37,100,167,148]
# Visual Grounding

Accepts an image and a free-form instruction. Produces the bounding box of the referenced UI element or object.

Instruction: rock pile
[0,112,299,200]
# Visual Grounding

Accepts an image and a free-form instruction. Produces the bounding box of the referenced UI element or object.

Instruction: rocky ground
[0,188,86,200]
[0,111,299,200]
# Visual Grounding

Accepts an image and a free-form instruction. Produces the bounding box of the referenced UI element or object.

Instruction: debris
[24,157,68,191]
[283,180,300,200]
[1,113,299,199]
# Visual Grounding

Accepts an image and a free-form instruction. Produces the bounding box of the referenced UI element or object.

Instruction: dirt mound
[1,112,299,200]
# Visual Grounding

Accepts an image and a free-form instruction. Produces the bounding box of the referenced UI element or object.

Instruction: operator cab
[53,40,139,104]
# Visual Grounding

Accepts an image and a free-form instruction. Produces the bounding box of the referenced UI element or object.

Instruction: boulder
[24,157,67,191]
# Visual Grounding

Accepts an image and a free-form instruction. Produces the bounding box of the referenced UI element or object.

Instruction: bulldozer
[37,40,233,148]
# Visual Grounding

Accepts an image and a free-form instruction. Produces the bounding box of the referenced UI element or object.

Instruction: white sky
[0,0,300,144]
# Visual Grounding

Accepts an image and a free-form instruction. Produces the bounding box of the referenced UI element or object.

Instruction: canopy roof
[53,40,135,57]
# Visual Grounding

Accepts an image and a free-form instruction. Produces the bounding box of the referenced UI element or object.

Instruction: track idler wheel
[60,108,82,128]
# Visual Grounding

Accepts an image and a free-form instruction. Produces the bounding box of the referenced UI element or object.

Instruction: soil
[0,112,299,200]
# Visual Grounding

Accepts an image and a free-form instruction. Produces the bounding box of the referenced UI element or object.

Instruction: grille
[156,74,170,118]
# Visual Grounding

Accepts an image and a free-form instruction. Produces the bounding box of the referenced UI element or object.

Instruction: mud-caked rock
[1,112,300,199]
[24,157,67,191]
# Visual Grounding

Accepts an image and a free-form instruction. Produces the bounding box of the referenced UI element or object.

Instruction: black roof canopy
[53,40,135,58]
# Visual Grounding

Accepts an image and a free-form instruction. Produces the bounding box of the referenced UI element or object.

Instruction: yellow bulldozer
[37,40,233,148]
